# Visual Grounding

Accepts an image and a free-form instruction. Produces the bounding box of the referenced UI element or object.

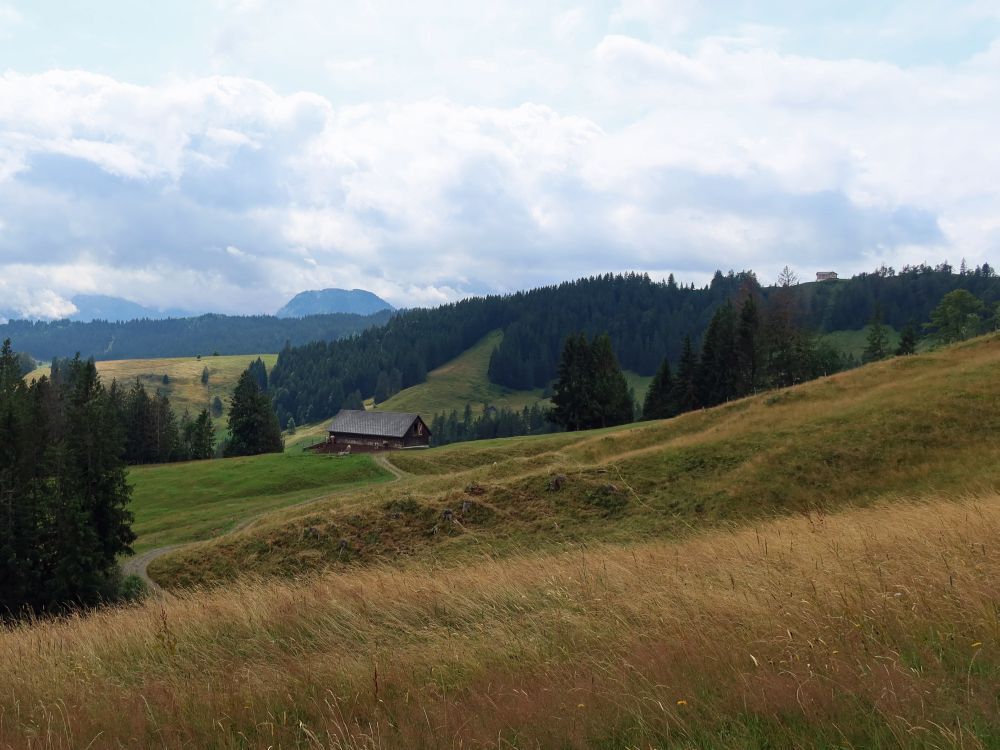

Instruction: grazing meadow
[2,334,999,748]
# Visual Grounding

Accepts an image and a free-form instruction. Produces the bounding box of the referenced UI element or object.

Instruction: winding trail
[122,452,411,593]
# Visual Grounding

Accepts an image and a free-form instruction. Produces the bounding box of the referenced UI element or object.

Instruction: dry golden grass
[1,493,997,748]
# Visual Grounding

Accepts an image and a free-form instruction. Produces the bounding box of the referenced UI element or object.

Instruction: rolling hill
[2,334,998,748]
[377,330,654,417]
[128,452,391,553]
[152,333,1000,586]
[374,330,547,414]
[27,353,278,424]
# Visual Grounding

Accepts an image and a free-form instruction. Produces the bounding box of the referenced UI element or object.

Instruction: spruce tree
[735,295,760,396]
[862,304,890,362]
[896,321,918,356]
[696,301,738,407]
[672,335,699,414]
[226,369,283,456]
[643,356,675,420]
[589,334,634,428]
[548,333,596,431]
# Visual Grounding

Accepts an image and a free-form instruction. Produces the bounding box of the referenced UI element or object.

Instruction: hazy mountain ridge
[276,288,394,318]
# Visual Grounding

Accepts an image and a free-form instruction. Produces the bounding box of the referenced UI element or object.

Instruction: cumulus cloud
[0,5,999,316]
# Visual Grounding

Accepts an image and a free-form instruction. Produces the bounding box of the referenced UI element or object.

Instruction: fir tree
[643,356,675,420]
[896,321,919,356]
[735,295,760,395]
[226,369,283,457]
[696,300,738,407]
[548,333,596,431]
[862,303,890,362]
[672,335,699,414]
[589,334,634,428]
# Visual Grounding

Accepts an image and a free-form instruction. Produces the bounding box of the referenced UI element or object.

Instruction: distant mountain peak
[276,288,394,318]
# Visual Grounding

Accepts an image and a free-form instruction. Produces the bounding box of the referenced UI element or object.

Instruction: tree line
[268,265,999,430]
[0,310,391,363]
[548,278,1000,430]
[1,344,284,618]
[40,355,283,465]
[428,403,556,447]
[0,342,136,616]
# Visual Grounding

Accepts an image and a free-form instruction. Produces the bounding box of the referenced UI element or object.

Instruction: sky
[1,0,999,317]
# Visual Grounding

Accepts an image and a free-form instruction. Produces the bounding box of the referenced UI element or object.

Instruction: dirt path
[373,452,411,481]
[121,544,183,593]
[124,453,410,593]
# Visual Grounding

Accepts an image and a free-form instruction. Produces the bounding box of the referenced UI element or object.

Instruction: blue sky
[1,0,999,316]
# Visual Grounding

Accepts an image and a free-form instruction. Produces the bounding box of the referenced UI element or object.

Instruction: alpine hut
[324,410,431,451]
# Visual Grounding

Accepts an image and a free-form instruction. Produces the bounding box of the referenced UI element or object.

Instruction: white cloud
[1,12,1000,317]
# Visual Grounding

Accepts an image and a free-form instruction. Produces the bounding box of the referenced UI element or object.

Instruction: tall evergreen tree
[549,333,596,431]
[246,357,269,392]
[226,369,283,457]
[896,321,919,356]
[862,303,890,362]
[589,334,634,428]
[672,335,699,414]
[643,356,676,420]
[735,295,761,396]
[696,300,738,407]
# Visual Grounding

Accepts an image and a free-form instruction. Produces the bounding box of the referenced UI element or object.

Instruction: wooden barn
[324,410,431,451]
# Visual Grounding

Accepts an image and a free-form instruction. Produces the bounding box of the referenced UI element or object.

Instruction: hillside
[129,452,391,553]
[28,353,278,424]
[269,267,1000,429]
[376,330,545,414]
[276,287,394,317]
[152,333,1000,587]
[3,332,1000,744]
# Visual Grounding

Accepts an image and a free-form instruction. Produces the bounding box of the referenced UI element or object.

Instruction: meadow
[376,331,548,414]
[1,493,996,747]
[128,453,391,552]
[150,333,1000,587]
[26,353,278,423]
[2,334,998,748]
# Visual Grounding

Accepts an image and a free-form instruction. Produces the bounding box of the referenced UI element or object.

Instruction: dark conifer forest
[269,263,999,428]
[0,310,392,362]
[0,341,136,616]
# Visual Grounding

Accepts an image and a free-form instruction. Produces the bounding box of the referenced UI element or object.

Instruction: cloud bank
[1,2,999,316]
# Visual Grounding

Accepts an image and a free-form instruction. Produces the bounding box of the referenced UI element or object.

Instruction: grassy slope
[27,353,278,423]
[820,326,901,359]
[151,333,1000,588]
[376,330,546,414]
[377,329,653,417]
[129,453,391,552]
[4,493,998,747]
[3,336,1000,748]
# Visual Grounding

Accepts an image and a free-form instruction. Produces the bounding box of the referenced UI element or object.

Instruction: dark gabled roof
[327,410,427,438]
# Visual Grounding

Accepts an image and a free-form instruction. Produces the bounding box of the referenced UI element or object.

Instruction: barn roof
[327,409,427,438]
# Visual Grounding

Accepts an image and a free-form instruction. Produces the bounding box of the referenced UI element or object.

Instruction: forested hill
[269,264,999,427]
[0,310,392,362]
